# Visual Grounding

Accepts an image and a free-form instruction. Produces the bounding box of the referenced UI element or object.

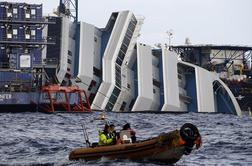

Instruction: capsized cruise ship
[172,45,252,112]
[0,1,241,115]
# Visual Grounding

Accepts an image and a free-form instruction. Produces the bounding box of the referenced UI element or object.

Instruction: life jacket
[98,131,114,146]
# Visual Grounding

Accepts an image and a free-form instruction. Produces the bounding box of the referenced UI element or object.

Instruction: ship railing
[0,36,56,45]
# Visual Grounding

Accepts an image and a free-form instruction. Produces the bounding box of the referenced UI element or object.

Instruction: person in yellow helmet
[98,124,116,146]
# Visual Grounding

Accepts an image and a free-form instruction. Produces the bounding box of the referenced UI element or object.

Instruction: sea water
[0,112,251,166]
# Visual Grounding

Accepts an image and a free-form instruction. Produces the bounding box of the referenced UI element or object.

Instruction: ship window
[120,101,127,111]
[25,13,30,18]
[7,27,12,38]
[121,44,128,54]
[7,12,12,18]
[88,83,92,91]
[127,84,130,89]
[112,87,121,97]
[178,74,182,80]
[67,59,72,64]
[87,80,96,91]
[118,50,125,60]
[31,30,36,36]
[126,30,133,39]
[131,18,137,26]
[105,102,114,111]
[153,79,160,88]
[25,27,30,34]
[13,8,18,14]
[89,93,95,104]
[94,37,97,42]
[116,57,123,66]
[93,67,102,77]
[109,95,117,104]
[25,8,31,19]
[25,31,31,39]
[128,99,135,109]
[123,37,130,47]
[115,81,121,88]
[68,50,72,56]
[153,89,156,94]
[12,29,18,35]
[128,22,136,32]
[106,87,121,111]
[31,9,36,15]
[7,33,12,39]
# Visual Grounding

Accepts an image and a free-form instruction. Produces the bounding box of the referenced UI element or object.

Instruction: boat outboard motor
[180,123,201,155]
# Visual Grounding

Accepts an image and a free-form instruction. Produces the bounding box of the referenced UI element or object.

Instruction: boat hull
[69,130,192,163]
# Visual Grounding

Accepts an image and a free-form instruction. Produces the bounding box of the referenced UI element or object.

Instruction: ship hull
[0,104,37,112]
[0,92,39,112]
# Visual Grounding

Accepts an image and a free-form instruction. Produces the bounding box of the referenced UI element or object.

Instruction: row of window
[106,16,138,111]
[120,101,127,111]
[105,86,121,111]
[0,46,40,53]
[1,25,42,29]
[0,4,42,9]
[1,4,41,17]
[0,26,42,40]
[5,8,37,15]
[115,64,121,87]
[93,67,102,78]
[114,17,137,89]
[153,79,161,88]
[4,29,37,35]
[115,18,136,66]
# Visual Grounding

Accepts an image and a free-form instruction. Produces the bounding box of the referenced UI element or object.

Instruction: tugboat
[69,123,202,164]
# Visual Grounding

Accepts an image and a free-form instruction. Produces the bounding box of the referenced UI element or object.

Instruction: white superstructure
[58,10,241,115]
[56,17,76,85]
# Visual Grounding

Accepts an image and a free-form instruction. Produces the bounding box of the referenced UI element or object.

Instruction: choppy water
[0,112,251,166]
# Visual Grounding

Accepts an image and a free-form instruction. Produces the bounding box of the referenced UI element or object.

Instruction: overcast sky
[8,0,252,46]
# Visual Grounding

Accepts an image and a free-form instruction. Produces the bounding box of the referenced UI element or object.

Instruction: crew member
[98,124,116,146]
[122,123,136,143]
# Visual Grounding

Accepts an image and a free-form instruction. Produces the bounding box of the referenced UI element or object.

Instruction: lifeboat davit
[69,123,202,164]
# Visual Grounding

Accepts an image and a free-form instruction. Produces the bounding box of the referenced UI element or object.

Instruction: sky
[8,0,252,46]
